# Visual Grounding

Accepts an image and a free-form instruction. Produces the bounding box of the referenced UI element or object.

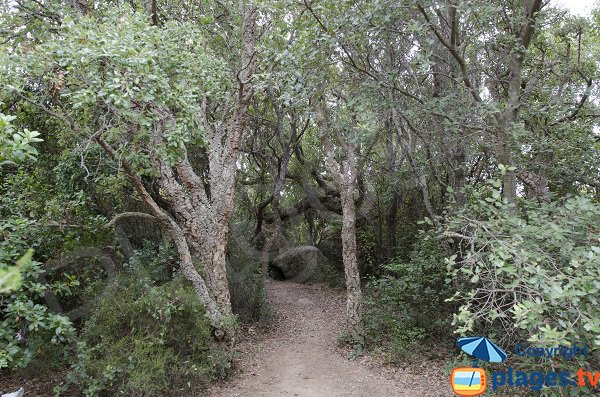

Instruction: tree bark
[339,186,364,339]
[95,137,224,329]
[316,105,364,340]
[493,0,543,207]
[142,4,258,316]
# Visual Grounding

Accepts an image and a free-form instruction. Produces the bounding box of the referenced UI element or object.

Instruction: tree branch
[417,3,482,103]
[106,212,157,228]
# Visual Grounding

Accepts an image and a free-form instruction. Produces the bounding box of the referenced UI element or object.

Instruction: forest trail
[209,280,450,397]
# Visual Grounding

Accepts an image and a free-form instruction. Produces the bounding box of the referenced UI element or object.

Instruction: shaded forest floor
[209,280,452,397]
[0,368,76,397]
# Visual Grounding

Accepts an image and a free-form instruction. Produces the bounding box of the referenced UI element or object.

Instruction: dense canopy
[0,0,598,395]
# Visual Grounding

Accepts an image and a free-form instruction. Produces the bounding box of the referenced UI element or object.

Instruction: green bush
[320,263,346,290]
[124,242,177,284]
[228,264,272,325]
[364,233,454,361]
[446,181,600,394]
[0,218,76,370]
[0,112,43,164]
[59,268,230,397]
[1,112,76,369]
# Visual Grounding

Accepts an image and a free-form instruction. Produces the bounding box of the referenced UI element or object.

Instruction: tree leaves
[0,112,43,164]
[0,263,23,294]
[448,188,600,352]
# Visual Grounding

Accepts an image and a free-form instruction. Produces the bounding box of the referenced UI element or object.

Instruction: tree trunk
[95,137,225,329]
[340,186,364,340]
[495,0,543,207]
[386,190,399,260]
[316,105,365,340]
[497,131,518,207]
[259,108,299,276]
[422,0,543,210]
[145,4,257,316]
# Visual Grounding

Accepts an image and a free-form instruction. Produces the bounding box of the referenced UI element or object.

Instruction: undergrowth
[364,233,455,363]
[56,255,230,396]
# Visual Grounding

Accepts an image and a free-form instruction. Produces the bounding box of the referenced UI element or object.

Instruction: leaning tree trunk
[96,138,225,329]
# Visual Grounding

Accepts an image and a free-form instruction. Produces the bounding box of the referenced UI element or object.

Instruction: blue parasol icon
[457,336,507,364]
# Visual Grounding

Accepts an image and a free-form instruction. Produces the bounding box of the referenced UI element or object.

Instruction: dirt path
[209,280,451,397]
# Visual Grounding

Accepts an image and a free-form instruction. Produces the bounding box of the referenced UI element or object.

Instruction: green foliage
[337,331,365,358]
[59,268,229,396]
[0,234,75,369]
[0,111,74,369]
[320,262,345,290]
[0,112,43,165]
[228,264,272,325]
[0,151,112,260]
[446,182,600,388]
[357,227,377,271]
[0,251,26,294]
[447,185,600,343]
[0,112,36,293]
[124,242,177,284]
[365,233,454,361]
[0,0,598,391]
[4,6,229,174]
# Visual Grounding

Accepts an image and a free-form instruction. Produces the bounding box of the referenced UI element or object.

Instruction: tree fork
[95,137,225,332]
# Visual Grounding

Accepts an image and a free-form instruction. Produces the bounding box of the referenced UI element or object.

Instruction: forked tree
[6,3,258,332]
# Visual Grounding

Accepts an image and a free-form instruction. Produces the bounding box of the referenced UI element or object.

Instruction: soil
[209,280,453,397]
[0,368,75,397]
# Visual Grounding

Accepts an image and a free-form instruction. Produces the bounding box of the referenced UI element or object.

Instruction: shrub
[320,263,346,290]
[446,181,600,394]
[228,264,272,325]
[124,242,177,284]
[365,233,454,361]
[0,219,75,370]
[59,268,229,397]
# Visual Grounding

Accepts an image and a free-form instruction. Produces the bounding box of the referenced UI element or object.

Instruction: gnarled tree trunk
[96,138,224,328]
[95,4,258,324]
[146,4,258,316]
